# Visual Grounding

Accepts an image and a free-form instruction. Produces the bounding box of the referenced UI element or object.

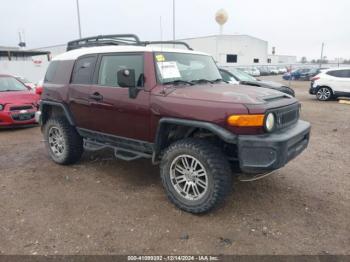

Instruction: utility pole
[76,0,82,38]
[319,42,324,68]
[173,0,176,42]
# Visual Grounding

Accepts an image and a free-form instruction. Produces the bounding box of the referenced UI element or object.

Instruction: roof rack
[66,34,193,51]
[67,34,141,51]
[141,41,193,50]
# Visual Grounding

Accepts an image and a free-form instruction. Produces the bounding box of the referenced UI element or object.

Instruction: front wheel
[316,87,333,101]
[160,139,232,213]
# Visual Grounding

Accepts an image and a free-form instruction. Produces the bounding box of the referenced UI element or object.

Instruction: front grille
[272,103,300,130]
[10,105,33,111]
[11,113,35,121]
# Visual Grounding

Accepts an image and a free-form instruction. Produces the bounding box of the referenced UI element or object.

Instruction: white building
[182,35,268,66]
[181,34,297,67]
[0,46,51,82]
[268,54,297,65]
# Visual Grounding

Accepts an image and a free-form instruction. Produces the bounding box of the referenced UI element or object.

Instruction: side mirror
[117,69,136,88]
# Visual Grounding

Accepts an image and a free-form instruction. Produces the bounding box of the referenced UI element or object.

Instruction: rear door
[88,53,151,141]
[68,55,97,129]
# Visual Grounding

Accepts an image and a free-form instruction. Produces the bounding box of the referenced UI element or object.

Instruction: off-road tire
[44,117,83,165]
[160,138,232,214]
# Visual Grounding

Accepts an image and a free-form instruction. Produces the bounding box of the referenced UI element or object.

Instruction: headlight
[264,113,275,132]
[0,104,4,111]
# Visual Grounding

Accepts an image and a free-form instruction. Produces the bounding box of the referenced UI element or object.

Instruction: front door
[88,53,151,141]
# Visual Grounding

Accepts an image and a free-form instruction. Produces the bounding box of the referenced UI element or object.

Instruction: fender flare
[40,100,75,126]
[153,117,237,162]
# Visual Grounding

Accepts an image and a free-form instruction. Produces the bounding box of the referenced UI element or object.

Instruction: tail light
[35,86,43,95]
[311,76,320,81]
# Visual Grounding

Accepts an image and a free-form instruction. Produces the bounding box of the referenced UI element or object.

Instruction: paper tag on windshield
[157,61,181,79]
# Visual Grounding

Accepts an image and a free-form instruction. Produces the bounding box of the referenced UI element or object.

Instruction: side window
[71,56,97,84]
[345,70,350,78]
[253,58,259,63]
[327,70,350,78]
[44,61,59,83]
[98,54,144,87]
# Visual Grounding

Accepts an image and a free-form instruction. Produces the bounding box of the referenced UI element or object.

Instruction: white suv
[309,68,350,101]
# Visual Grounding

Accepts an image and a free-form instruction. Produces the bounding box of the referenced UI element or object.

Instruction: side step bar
[84,139,152,161]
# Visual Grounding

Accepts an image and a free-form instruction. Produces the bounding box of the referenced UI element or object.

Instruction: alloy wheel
[48,127,65,157]
[170,154,208,201]
[316,88,331,101]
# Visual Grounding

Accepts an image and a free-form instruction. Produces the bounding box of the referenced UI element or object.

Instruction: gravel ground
[0,76,349,255]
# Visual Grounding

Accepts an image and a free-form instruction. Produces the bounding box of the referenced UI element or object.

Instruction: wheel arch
[40,101,75,127]
[153,117,237,163]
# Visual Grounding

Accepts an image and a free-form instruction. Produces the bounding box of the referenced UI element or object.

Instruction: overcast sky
[1,0,349,60]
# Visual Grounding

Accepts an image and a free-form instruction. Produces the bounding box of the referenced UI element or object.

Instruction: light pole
[76,0,82,38]
[319,42,324,68]
[173,0,176,41]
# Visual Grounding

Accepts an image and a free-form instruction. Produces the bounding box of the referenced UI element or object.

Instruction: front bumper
[0,106,37,127]
[237,120,311,174]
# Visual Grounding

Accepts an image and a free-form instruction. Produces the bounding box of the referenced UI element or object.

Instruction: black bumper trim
[238,120,311,174]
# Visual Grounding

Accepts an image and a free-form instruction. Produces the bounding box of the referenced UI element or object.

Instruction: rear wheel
[316,87,333,101]
[44,117,83,165]
[160,139,232,214]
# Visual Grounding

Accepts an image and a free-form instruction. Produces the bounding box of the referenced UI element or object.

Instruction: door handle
[89,92,103,101]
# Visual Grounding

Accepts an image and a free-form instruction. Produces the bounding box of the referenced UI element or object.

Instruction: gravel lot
[0,76,349,255]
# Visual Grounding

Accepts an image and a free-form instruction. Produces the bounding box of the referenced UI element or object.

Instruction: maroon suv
[38,35,311,213]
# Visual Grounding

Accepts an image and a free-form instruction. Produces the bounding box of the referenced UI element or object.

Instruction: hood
[162,83,292,105]
[0,90,39,105]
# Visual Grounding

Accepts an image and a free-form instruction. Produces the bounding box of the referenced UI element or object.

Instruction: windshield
[228,69,256,82]
[0,77,28,92]
[155,52,222,84]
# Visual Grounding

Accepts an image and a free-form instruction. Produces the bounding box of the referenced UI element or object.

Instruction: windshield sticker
[157,61,181,79]
[156,54,166,62]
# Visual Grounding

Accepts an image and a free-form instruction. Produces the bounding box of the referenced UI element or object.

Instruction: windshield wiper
[163,80,194,86]
[190,79,214,84]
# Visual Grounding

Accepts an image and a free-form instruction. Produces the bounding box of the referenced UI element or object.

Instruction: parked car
[283,68,313,80]
[269,66,279,75]
[15,76,36,90]
[241,67,260,77]
[278,67,287,74]
[0,74,39,127]
[219,68,295,96]
[258,66,270,76]
[38,34,310,213]
[309,68,350,101]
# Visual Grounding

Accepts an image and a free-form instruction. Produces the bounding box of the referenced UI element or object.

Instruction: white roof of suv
[53,45,209,61]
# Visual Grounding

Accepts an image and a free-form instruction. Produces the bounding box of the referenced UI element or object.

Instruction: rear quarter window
[44,61,60,83]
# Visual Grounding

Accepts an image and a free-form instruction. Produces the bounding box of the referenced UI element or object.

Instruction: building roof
[53,45,209,61]
[179,34,268,43]
[0,48,50,58]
